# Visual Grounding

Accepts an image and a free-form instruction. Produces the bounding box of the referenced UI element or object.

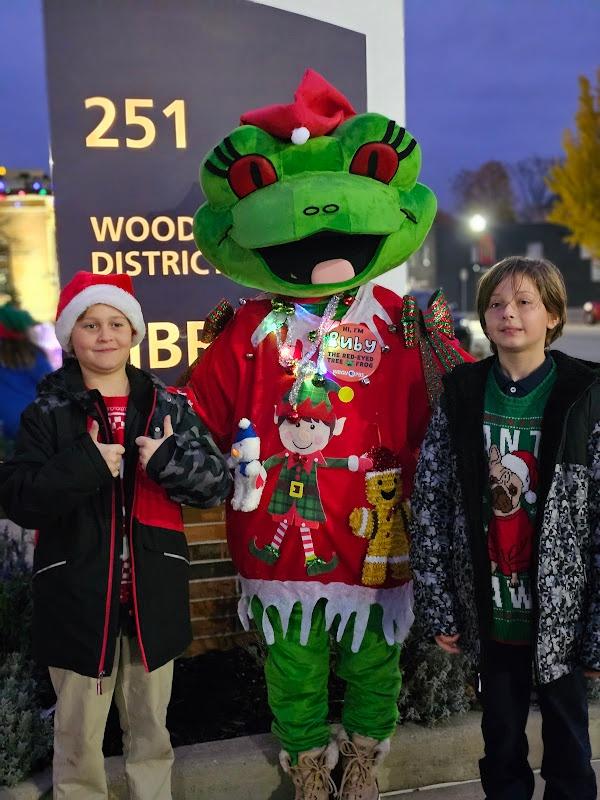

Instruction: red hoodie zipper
[127,387,158,673]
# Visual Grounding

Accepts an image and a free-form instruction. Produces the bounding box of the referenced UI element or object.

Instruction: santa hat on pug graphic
[501,450,538,504]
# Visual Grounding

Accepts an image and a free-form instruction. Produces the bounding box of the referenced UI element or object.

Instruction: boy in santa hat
[411,256,600,799]
[0,271,231,800]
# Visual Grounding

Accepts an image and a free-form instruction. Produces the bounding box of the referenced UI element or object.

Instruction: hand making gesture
[136,415,174,470]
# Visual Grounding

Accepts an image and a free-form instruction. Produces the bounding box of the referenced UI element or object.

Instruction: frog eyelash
[381,120,417,161]
[204,136,243,177]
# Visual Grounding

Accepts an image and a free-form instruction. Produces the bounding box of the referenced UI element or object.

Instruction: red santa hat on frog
[55,271,146,352]
[240,69,356,145]
[501,450,538,504]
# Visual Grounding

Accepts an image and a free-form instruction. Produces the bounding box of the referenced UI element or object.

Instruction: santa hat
[365,446,403,477]
[240,69,356,145]
[55,271,145,352]
[501,450,538,504]
[234,418,259,443]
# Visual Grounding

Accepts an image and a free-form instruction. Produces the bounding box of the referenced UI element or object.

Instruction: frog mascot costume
[188,70,469,799]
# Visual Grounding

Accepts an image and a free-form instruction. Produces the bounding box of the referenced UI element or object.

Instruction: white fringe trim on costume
[237,577,414,653]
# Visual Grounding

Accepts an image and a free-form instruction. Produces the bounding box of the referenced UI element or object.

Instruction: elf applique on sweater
[483,365,556,642]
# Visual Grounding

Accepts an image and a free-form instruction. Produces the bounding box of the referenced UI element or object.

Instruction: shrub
[0,652,53,787]
[398,629,475,726]
[0,529,33,661]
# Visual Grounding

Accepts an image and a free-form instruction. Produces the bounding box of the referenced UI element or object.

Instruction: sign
[43,0,367,381]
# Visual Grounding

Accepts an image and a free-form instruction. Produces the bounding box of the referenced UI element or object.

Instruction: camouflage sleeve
[581,416,600,670]
[146,394,232,508]
[409,401,460,638]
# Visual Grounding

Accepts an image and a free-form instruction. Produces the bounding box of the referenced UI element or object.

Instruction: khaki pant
[49,635,174,800]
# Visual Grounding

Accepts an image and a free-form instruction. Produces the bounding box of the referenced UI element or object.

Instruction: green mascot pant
[251,597,402,760]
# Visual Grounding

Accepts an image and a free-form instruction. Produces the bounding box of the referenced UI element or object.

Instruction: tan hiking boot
[338,731,390,800]
[280,741,338,800]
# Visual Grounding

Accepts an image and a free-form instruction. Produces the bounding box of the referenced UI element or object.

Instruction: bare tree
[452,160,516,223]
[510,156,559,222]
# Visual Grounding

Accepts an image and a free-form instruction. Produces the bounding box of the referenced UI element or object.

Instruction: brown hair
[476,256,567,352]
[0,338,41,369]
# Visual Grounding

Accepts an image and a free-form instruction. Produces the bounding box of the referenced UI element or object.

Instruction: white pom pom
[238,418,251,429]
[291,126,310,145]
[525,490,536,504]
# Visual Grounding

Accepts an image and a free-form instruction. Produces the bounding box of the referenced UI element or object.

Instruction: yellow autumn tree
[547,70,600,257]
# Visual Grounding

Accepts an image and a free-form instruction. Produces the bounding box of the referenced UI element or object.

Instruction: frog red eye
[350,143,399,184]
[228,155,277,198]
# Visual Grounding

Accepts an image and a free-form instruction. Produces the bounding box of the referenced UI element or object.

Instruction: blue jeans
[479,640,596,800]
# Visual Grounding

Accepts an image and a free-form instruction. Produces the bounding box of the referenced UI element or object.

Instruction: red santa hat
[501,450,538,504]
[55,271,145,352]
[240,69,356,144]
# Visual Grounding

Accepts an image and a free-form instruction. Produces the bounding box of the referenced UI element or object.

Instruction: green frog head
[194,70,436,299]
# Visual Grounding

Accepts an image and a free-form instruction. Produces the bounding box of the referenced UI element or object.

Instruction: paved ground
[382,759,600,798]
[551,322,600,362]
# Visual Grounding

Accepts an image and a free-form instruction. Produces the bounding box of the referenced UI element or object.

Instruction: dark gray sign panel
[43,0,366,381]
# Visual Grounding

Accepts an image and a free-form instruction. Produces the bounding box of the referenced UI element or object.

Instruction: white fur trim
[279,749,292,773]
[348,454,359,472]
[55,284,145,351]
[324,738,340,770]
[373,737,391,766]
[291,126,310,145]
[501,453,529,489]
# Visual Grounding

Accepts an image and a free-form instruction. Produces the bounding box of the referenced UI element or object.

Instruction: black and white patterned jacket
[410,350,600,684]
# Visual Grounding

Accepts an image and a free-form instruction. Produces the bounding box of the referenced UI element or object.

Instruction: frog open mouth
[257,231,383,285]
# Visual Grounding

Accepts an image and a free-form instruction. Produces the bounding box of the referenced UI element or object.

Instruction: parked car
[583,300,600,325]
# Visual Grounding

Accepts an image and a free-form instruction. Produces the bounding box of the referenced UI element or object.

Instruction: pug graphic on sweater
[487,444,536,587]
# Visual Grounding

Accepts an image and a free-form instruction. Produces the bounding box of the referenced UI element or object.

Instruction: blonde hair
[476,256,567,352]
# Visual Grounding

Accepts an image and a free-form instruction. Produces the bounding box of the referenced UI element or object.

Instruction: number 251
[85,98,187,149]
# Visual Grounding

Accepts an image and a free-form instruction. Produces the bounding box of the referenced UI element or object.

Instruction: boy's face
[484,274,558,359]
[70,304,134,376]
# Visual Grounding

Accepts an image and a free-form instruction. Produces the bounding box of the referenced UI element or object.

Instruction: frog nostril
[303,206,320,216]
[323,204,339,214]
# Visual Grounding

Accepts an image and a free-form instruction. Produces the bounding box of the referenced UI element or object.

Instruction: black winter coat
[0,359,232,678]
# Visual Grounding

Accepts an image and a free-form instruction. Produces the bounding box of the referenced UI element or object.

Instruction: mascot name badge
[324,323,381,382]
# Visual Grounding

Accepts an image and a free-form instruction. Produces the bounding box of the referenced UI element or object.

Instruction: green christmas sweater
[483,362,557,642]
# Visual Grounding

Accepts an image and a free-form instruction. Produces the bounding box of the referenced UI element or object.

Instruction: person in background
[0,302,52,457]
[410,256,600,800]
[0,272,232,800]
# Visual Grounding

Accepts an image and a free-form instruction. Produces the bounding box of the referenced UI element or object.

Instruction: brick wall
[183,505,254,655]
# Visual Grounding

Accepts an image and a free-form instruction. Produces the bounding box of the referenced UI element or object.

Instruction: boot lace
[290,753,338,800]
[338,739,377,799]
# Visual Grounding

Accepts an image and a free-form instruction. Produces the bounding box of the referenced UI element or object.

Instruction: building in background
[0,168,59,322]
[407,214,600,311]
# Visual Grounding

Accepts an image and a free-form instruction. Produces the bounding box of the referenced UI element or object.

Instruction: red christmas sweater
[188,283,467,650]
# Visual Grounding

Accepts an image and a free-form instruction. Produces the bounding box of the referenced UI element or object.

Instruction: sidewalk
[383,760,600,797]
[3,706,599,799]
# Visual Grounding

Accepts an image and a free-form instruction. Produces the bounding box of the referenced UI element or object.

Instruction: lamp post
[461,213,489,311]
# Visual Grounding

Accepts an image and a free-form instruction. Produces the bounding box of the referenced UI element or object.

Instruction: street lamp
[468,213,487,234]
[460,213,489,312]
